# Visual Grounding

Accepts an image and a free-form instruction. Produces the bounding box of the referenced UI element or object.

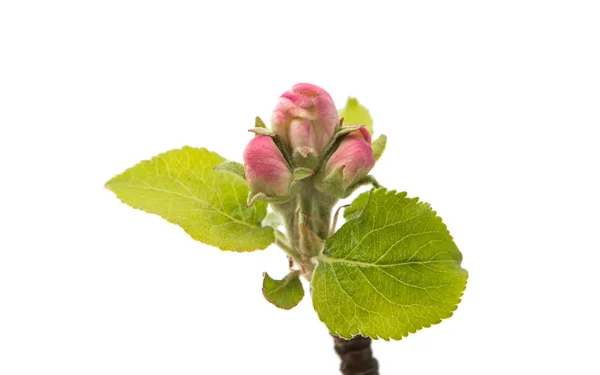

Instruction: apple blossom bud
[243,136,293,197]
[271,83,339,157]
[317,127,375,196]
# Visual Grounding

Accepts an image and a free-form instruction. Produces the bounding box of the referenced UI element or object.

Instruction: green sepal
[293,167,315,181]
[338,97,373,135]
[314,167,379,199]
[292,146,319,169]
[249,127,276,137]
[255,116,267,129]
[314,165,346,198]
[272,136,294,168]
[247,191,291,207]
[262,270,305,310]
[319,124,364,161]
[372,134,387,162]
[214,161,245,180]
[335,124,365,138]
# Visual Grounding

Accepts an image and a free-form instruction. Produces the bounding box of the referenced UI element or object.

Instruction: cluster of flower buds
[243,83,377,203]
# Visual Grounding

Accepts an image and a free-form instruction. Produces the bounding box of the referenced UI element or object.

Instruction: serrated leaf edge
[314,188,468,340]
[104,146,275,252]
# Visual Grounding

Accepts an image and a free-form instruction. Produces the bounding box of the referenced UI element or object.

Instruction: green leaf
[343,191,370,221]
[372,134,387,162]
[339,97,373,135]
[312,188,468,340]
[105,147,275,251]
[263,271,304,309]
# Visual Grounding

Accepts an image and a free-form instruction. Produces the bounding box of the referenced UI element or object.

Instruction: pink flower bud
[271,83,339,156]
[243,136,293,197]
[323,127,375,188]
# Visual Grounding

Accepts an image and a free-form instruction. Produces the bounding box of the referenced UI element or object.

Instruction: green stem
[297,178,337,240]
[272,181,336,278]
[271,179,379,372]
[275,231,301,266]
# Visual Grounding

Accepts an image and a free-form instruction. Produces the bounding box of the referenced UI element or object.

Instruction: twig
[332,334,379,375]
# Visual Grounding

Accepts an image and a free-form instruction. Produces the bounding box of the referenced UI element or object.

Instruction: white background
[1,1,599,374]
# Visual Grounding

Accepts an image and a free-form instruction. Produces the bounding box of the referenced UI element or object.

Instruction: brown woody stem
[333,334,379,375]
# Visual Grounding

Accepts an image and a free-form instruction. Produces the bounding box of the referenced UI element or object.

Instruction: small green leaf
[313,188,468,340]
[372,134,387,162]
[105,147,275,251]
[255,116,267,129]
[343,191,370,220]
[293,167,315,181]
[339,97,373,135]
[263,271,304,309]
[214,161,246,180]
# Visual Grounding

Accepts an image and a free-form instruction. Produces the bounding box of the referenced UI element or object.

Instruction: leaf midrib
[107,182,257,228]
[317,254,458,268]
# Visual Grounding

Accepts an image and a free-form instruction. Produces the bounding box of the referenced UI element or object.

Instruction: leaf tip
[103,177,117,192]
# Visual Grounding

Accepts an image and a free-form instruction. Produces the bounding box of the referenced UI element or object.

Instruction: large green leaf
[105,147,274,251]
[262,271,304,310]
[339,97,373,135]
[312,189,467,340]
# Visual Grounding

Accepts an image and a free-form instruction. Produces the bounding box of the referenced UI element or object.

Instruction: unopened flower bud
[243,136,292,197]
[317,127,375,197]
[271,83,339,157]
